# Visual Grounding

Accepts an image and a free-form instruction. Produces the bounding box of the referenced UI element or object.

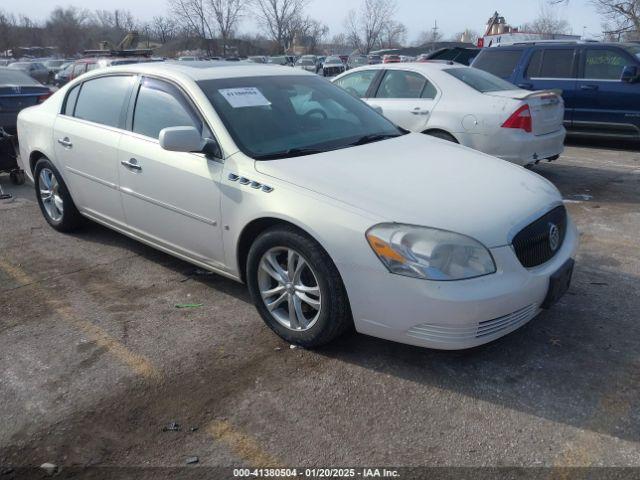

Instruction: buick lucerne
[17,63,578,350]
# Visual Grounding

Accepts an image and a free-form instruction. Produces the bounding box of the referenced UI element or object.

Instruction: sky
[2,0,604,43]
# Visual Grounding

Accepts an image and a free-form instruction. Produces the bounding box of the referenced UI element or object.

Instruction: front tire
[34,157,83,232]
[246,225,352,348]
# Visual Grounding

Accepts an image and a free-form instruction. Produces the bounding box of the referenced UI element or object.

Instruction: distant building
[478,11,579,47]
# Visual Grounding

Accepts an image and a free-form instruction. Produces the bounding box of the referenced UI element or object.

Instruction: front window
[198,75,403,160]
[624,45,640,61]
[584,49,630,80]
[444,67,517,93]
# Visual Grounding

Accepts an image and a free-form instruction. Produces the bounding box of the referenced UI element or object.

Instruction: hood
[254,134,562,248]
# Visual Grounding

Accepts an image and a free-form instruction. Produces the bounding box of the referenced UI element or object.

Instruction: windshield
[444,67,518,93]
[297,59,314,65]
[624,44,640,60]
[350,57,367,65]
[325,57,341,64]
[198,75,403,160]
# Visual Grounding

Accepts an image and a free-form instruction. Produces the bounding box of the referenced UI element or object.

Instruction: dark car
[0,67,51,183]
[54,62,75,87]
[321,56,346,77]
[472,42,640,139]
[267,56,294,67]
[420,47,480,66]
[8,61,51,84]
[0,67,51,134]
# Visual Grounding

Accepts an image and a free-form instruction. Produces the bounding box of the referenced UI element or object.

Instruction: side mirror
[159,126,205,153]
[621,65,639,83]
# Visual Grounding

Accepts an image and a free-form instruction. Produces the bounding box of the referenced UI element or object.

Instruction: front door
[574,47,640,136]
[117,77,225,266]
[366,69,439,132]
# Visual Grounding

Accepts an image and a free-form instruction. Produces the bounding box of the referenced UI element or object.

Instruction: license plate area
[542,258,574,309]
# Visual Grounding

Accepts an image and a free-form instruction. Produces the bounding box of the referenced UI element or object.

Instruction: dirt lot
[1,140,639,476]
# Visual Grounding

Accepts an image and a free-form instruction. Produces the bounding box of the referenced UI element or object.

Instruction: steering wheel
[304,109,328,120]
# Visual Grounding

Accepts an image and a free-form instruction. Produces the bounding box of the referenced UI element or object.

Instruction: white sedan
[17,62,577,350]
[332,62,566,166]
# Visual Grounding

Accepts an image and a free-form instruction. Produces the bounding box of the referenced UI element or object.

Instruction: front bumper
[339,215,578,350]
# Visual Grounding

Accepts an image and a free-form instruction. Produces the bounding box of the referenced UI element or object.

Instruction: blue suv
[472,42,640,140]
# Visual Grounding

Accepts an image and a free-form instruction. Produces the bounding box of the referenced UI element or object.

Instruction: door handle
[411,108,430,116]
[121,158,142,171]
[580,84,599,91]
[57,137,72,148]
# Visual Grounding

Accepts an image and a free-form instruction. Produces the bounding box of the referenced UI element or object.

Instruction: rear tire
[34,157,83,232]
[425,130,458,143]
[246,225,352,348]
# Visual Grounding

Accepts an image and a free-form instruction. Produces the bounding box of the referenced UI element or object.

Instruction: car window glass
[72,64,85,76]
[537,49,575,78]
[525,50,543,78]
[376,70,426,99]
[472,50,522,78]
[63,85,80,116]
[73,75,133,128]
[333,70,378,97]
[133,77,202,139]
[584,49,628,80]
[444,67,517,92]
[0,69,38,85]
[421,80,438,99]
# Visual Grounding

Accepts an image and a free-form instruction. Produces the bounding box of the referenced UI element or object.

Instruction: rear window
[0,68,39,85]
[444,67,518,93]
[73,75,134,128]
[472,50,522,78]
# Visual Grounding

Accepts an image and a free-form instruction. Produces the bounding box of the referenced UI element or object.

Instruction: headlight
[366,223,496,281]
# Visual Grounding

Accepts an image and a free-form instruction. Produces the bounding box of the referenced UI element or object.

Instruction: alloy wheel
[39,168,64,222]
[257,247,322,331]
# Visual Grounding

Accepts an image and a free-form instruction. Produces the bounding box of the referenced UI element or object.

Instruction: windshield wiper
[254,147,326,160]
[348,133,403,147]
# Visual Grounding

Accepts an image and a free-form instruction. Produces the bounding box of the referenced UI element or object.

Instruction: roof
[102,61,312,81]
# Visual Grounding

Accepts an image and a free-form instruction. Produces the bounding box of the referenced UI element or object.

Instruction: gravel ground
[1,139,639,477]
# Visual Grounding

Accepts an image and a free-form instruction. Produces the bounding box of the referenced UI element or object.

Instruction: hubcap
[257,247,322,331]
[39,168,63,222]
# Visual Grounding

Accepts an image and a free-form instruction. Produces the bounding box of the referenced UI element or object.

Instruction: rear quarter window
[472,50,522,78]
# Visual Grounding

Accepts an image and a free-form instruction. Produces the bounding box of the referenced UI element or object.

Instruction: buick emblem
[548,223,560,252]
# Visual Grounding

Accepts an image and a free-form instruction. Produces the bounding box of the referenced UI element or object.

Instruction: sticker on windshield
[219,87,271,108]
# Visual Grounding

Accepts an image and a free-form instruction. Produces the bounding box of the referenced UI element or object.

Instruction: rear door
[520,47,577,128]
[117,76,225,266]
[53,75,136,225]
[574,46,640,136]
[367,69,440,132]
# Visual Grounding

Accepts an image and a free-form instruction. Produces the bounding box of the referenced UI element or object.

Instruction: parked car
[178,56,200,61]
[347,55,368,70]
[1,67,51,184]
[248,56,267,63]
[383,55,402,64]
[419,47,480,66]
[333,63,566,166]
[321,56,346,77]
[64,57,154,84]
[17,62,577,350]
[472,42,640,140]
[44,59,71,74]
[295,55,319,73]
[54,62,75,87]
[368,55,382,65]
[267,56,293,66]
[8,62,51,84]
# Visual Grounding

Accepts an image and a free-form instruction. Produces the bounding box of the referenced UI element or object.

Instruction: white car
[332,62,566,166]
[17,63,578,350]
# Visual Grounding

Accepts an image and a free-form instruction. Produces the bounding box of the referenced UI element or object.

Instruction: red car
[383,54,402,64]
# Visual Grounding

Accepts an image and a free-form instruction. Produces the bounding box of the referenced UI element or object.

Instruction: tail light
[37,92,52,104]
[502,104,532,133]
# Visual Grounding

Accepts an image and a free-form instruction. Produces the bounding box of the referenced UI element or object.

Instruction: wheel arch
[422,128,460,143]
[29,150,48,173]
[236,216,331,284]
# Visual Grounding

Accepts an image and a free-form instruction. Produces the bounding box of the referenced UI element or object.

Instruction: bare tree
[286,16,328,54]
[151,16,177,44]
[593,0,640,38]
[252,0,309,53]
[46,7,91,56]
[208,0,244,55]
[522,3,570,35]
[415,24,443,46]
[344,0,397,53]
[169,0,216,53]
[378,20,406,49]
